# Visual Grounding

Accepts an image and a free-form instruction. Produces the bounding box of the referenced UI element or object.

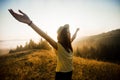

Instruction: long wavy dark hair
[57,24,73,53]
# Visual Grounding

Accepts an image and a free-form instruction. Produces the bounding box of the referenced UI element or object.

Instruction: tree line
[9,38,51,53]
[74,43,120,64]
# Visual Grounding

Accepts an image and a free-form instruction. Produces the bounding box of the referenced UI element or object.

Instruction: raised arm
[71,28,79,42]
[8,9,57,49]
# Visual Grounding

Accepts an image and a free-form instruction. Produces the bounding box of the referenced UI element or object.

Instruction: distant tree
[74,47,81,57]
[37,40,51,50]
[28,39,37,49]
[24,42,29,50]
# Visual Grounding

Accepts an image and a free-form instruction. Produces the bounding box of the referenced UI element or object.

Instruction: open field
[0,50,120,80]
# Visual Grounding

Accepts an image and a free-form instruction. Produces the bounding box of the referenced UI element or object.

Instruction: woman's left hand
[76,28,80,32]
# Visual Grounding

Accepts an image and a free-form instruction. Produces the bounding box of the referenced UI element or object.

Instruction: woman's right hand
[8,9,31,25]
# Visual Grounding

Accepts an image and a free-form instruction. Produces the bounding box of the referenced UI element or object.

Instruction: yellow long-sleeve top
[55,43,73,72]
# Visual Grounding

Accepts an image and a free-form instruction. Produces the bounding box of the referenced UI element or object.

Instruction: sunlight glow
[0,0,120,49]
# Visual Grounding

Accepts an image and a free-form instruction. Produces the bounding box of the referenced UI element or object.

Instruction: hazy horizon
[0,0,120,49]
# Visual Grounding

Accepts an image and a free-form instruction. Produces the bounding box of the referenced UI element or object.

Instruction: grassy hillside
[74,29,120,64]
[0,50,120,80]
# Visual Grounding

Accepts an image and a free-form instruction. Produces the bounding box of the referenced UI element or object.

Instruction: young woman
[8,9,79,80]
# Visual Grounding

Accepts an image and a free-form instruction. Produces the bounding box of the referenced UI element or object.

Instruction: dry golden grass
[0,49,120,80]
[73,57,120,80]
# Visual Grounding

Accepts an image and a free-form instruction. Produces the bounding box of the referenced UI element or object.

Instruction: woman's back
[56,42,73,72]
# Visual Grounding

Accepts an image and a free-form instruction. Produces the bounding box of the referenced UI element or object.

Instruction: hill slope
[74,29,120,63]
[0,50,120,80]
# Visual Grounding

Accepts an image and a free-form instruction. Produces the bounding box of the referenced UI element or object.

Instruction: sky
[0,0,120,43]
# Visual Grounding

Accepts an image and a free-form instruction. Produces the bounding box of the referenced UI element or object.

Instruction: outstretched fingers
[9,9,24,16]
[8,9,21,18]
[8,9,17,18]
[8,9,15,15]
[19,10,25,15]
[76,28,80,32]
